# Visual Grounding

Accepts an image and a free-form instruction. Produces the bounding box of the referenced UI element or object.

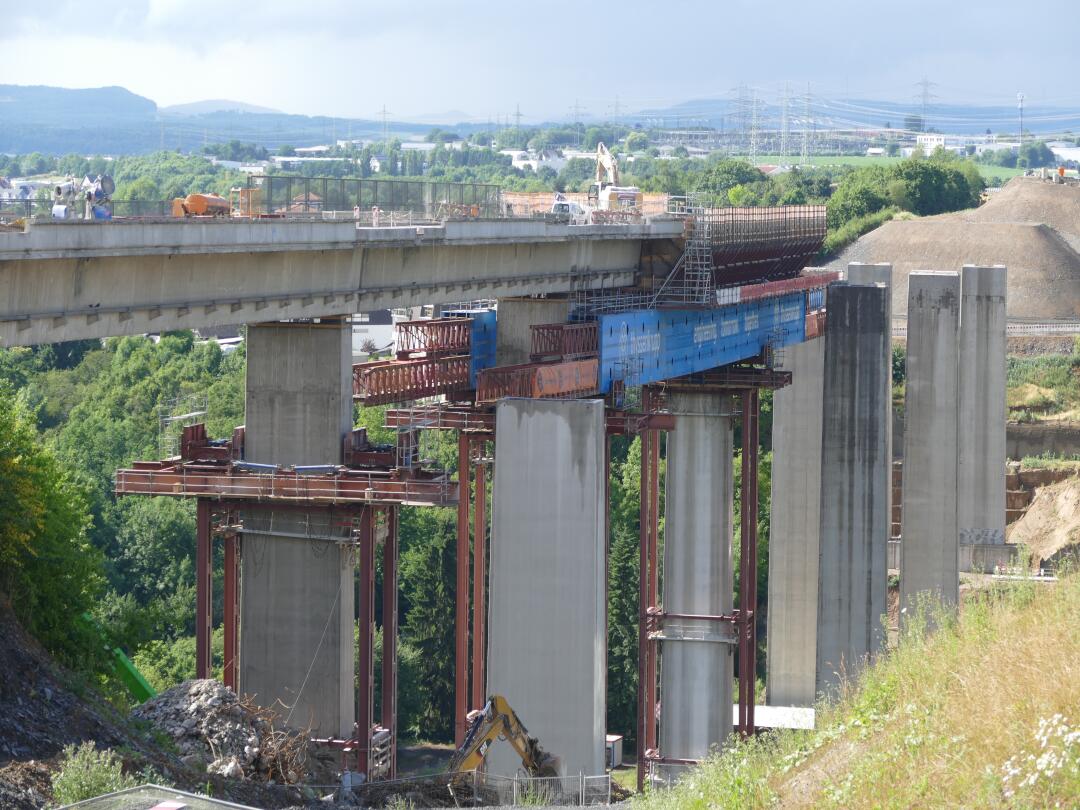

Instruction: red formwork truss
[191,499,400,778]
[529,321,599,362]
[353,355,472,405]
[395,317,472,358]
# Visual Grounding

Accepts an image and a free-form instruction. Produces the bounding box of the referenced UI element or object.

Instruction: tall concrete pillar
[240,320,356,736]
[957,265,1007,555]
[486,399,607,777]
[846,262,894,481]
[659,392,734,764]
[901,272,961,613]
[494,296,570,365]
[816,285,890,697]
[765,338,824,708]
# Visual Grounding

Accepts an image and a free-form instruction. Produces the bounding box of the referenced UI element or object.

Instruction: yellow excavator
[448,695,561,777]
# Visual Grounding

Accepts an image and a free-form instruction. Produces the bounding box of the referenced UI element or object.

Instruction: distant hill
[0,84,156,125]
[160,99,282,116]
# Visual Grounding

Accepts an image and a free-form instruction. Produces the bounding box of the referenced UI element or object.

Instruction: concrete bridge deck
[0,217,683,346]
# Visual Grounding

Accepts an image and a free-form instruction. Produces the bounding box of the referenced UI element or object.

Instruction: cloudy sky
[2,0,1076,122]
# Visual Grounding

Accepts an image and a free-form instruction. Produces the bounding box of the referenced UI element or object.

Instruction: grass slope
[634,573,1080,808]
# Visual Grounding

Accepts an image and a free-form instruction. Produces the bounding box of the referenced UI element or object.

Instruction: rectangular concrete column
[765,338,824,708]
[816,284,890,697]
[846,263,894,494]
[901,273,960,613]
[494,296,570,366]
[240,320,356,736]
[486,399,607,777]
[659,392,734,764]
[957,265,1007,555]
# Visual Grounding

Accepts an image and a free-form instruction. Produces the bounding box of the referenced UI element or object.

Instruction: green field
[751,154,1024,183]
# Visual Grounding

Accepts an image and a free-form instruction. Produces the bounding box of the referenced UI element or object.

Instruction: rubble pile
[132,679,308,783]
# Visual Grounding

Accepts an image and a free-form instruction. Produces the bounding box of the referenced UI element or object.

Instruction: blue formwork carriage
[596,292,807,392]
[444,308,497,388]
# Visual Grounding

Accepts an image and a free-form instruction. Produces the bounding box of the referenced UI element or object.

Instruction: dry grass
[633,572,1080,809]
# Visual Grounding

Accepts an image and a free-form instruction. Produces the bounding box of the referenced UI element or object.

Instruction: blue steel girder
[596,292,807,392]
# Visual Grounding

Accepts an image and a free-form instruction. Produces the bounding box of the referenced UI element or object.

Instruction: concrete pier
[659,392,734,764]
[765,338,824,708]
[240,321,356,736]
[815,284,890,696]
[901,272,961,614]
[957,265,1007,553]
[486,399,607,777]
[494,297,571,366]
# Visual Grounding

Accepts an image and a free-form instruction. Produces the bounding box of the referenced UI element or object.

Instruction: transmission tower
[801,83,812,164]
[379,105,391,144]
[748,88,761,164]
[514,104,523,130]
[914,77,937,131]
[779,84,791,160]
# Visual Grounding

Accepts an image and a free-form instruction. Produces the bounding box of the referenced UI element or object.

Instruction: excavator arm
[595,142,620,186]
[448,695,561,777]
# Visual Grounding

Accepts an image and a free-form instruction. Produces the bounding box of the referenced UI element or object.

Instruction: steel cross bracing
[637,369,786,789]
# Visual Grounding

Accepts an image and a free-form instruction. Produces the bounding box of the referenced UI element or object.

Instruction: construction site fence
[476,772,613,806]
[245,175,503,218]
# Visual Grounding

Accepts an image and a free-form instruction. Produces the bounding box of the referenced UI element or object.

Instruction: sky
[2,0,1078,124]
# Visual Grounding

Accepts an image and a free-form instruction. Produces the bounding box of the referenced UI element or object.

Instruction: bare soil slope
[1007,475,1080,566]
[0,600,306,809]
[828,177,1080,320]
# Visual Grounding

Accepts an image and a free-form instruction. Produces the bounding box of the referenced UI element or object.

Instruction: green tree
[0,389,103,664]
[397,506,457,740]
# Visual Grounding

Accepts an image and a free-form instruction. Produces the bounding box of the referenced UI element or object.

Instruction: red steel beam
[384,406,495,433]
[737,389,760,735]
[115,465,455,506]
[381,506,398,778]
[470,458,487,712]
[646,398,660,758]
[223,533,239,691]
[357,508,376,777]
[475,358,599,403]
[454,433,471,747]
[353,355,472,405]
[195,499,212,680]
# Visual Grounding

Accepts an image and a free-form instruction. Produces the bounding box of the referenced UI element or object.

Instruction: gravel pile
[133,679,306,783]
[825,177,1080,321]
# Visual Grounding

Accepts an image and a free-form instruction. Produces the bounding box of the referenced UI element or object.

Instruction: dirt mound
[1007,476,1080,566]
[829,176,1080,321]
[829,219,1080,320]
[961,177,1080,250]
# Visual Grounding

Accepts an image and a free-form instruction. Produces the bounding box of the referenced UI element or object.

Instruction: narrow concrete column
[486,399,607,777]
[846,262,894,485]
[957,265,1007,560]
[816,285,890,697]
[659,392,734,765]
[494,296,570,366]
[240,320,356,736]
[765,338,824,708]
[901,273,961,613]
